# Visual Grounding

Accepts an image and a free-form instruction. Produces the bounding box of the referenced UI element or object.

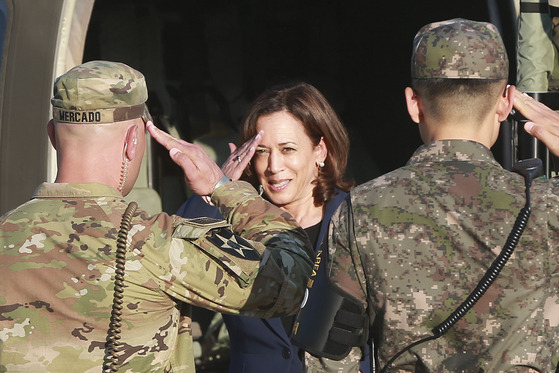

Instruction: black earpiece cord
[103,201,138,373]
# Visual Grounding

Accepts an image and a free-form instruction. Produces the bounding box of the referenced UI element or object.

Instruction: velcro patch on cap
[53,104,145,124]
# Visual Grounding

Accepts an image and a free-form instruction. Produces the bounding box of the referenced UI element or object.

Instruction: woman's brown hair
[240,82,354,206]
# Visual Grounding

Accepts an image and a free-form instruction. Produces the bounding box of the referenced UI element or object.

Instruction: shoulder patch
[207,228,260,260]
[187,217,223,226]
[173,217,230,239]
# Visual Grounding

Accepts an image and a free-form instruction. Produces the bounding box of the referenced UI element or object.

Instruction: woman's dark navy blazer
[176,190,370,373]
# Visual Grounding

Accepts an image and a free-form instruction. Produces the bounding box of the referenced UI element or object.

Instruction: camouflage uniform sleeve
[146,181,313,318]
[305,196,369,372]
[304,348,362,373]
[209,180,315,317]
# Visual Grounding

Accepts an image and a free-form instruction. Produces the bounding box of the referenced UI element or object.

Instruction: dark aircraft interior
[83,0,515,213]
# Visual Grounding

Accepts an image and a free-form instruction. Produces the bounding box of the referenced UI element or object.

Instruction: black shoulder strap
[291,196,369,360]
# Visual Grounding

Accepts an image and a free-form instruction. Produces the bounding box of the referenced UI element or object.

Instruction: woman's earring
[258,185,264,196]
[317,161,325,168]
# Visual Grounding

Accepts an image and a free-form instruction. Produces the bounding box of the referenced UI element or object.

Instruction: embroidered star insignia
[208,228,260,260]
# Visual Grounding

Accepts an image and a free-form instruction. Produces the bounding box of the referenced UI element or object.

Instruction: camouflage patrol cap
[412,18,508,80]
[51,60,149,124]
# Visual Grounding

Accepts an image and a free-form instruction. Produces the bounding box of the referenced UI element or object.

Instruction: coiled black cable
[431,204,530,338]
[103,201,138,373]
[380,158,541,373]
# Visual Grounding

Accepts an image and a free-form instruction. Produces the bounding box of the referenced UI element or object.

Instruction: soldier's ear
[124,124,139,161]
[47,119,57,150]
[405,87,421,124]
[497,84,515,122]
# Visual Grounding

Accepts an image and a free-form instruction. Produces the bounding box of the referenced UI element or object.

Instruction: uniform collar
[407,139,501,167]
[33,182,122,198]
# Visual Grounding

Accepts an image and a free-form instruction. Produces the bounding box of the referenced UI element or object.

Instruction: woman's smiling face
[253,111,325,210]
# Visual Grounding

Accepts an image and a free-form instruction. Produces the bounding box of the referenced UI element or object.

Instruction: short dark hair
[412,78,507,123]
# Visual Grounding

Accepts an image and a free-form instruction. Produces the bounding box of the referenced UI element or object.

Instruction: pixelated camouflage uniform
[411,19,508,81]
[516,0,559,91]
[306,140,559,372]
[0,180,313,372]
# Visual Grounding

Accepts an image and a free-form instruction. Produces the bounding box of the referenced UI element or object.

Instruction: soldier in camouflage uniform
[0,60,314,372]
[302,19,559,371]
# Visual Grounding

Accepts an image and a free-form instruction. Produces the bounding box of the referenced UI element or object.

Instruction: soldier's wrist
[212,175,232,193]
